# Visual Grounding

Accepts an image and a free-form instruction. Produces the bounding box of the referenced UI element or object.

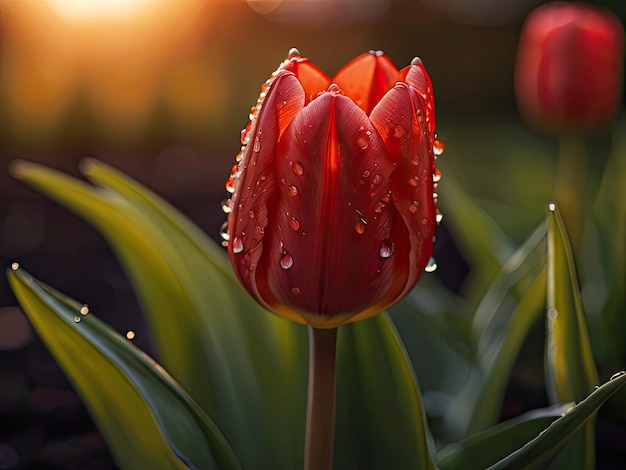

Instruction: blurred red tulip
[515,2,624,134]
[224,49,441,328]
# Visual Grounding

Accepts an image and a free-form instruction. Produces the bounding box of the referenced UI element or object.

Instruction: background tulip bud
[225,51,441,328]
[514,2,624,135]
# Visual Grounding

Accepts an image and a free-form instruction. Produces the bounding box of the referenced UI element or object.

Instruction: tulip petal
[228,71,305,316]
[370,82,437,299]
[398,58,437,139]
[263,90,409,327]
[284,58,330,104]
[332,51,398,114]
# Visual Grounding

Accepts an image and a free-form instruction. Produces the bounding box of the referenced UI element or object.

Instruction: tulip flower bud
[223,49,441,328]
[515,2,624,135]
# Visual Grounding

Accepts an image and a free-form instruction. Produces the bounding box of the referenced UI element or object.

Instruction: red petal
[228,71,305,312]
[370,82,437,300]
[260,90,407,327]
[283,58,330,104]
[398,58,436,139]
[332,51,398,114]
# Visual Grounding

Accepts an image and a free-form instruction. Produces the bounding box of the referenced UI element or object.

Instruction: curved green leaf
[335,313,435,469]
[545,203,598,403]
[488,372,626,469]
[437,404,567,470]
[10,160,308,468]
[7,267,240,470]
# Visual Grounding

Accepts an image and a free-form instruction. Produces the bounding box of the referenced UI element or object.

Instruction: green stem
[554,137,586,248]
[304,326,338,470]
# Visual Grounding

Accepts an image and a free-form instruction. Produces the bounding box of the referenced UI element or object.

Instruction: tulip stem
[304,326,338,470]
[554,136,587,248]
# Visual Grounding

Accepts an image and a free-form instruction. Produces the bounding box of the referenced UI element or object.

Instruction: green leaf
[487,372,626,469]
[545,203,598,404]
[10,160,308,468]
[7,267,240,470]
[335,313,435,469]
[436,404,567,470]
[446,223,546,437]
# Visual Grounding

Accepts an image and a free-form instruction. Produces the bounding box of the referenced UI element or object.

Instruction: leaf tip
[8,159,32,179]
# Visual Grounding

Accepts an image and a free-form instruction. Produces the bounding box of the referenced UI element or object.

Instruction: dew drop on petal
[292,287,300,295]
[327,83,342,94]
[408,201,419,213]
[225,177,236,194]
[356,130,371,150]
[232,236,244,254]
[288,47,301,59]
[436,212,444,224]
[253,136,261,152]
[433,139,445,156]
[354,219,367,234]
[425,256,437,272]
[394,124,407,139]
[288,185,298,196]
[292,162,304,176]
[220,221,230,241]
[280,251,294,269]
[379,239,394,258]
[221,198,232,214]
[248,210,255,219]
[289,216,300,231]
[371,174,382,187]
[433,167,442,183]
[409,176,419,187]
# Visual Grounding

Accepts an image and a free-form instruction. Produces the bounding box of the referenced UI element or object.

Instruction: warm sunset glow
[44,0,154,21]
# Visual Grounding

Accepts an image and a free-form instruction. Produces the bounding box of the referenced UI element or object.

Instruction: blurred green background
[0,0,624,468]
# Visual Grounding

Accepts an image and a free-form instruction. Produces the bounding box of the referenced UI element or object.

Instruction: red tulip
[515,2,624,134]
[224,49,441,328]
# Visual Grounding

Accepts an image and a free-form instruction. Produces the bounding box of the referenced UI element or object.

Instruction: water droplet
[356,130,371,150]
[433,167,442,183]
[433,139,445,156]
[225,177,235,194]
[221,198,232,214]
[610,371,625,381]
[425,257,437,272]
[248,210,255,219]
[276,100,287,111]
[374,201,386,214]
[381,192,391,203]
[548,203,557,212]
[354,219,367,234]
[327,83,342,94]
[292,162,304,176]
[371,174,382,187]
[288,47,301,59]
[288,185,298,196]
[291,287,300,295]
[232,236,244,254]
[408,201,419,213]
[11,262,19,271]
[280,251,294,269]
[126,331,136,340]
[253,135,261,152]
[409,176,419,187]
[80,305,89,315]
[379,239,394,258]
[74,316,81,323]
[289,216,300,231]
[411,154,421,165]
[394,124,407,139]
[436,212,444,224]
[220,222,230,241]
